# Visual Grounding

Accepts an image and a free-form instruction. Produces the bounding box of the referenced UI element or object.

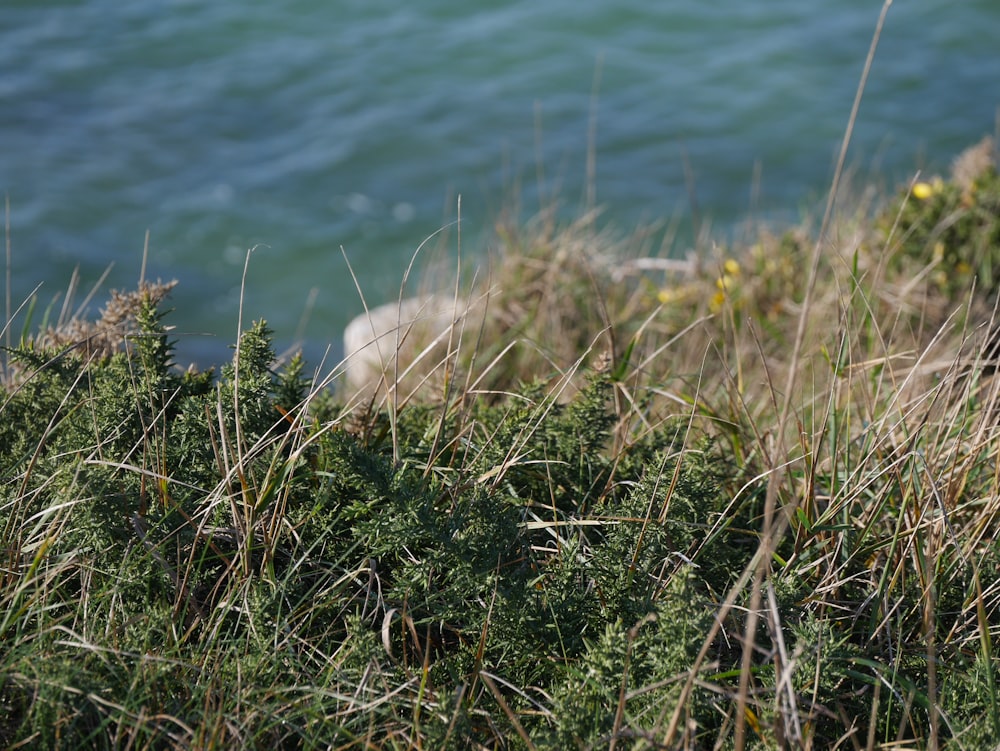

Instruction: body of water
[2,0,998,366]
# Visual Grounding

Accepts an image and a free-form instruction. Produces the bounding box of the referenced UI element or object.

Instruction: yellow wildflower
[911,182,935,200]
[723,258,740,276]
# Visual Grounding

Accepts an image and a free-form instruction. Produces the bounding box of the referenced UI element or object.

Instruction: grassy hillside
[2,139,1000,749]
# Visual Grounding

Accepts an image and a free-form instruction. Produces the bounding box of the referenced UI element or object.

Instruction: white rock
[342,295,474,396]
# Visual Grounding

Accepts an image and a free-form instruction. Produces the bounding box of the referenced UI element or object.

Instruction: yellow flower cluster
[657,287,680,305]
[911,177,944,201]
[655,257,742,313]
[710,258,741,312]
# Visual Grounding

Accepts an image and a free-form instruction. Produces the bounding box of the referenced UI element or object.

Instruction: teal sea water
[2,0,998,366]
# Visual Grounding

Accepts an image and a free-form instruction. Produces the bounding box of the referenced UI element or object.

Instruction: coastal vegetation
[2,135,999,749]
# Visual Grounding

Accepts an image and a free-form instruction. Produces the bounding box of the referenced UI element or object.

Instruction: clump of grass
[5,39,1000,740]
[336,128,1000,748]
[3,135,1000,749]
[0,272,749,747]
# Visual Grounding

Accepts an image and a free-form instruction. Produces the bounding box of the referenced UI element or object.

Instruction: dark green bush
[4,258,999,747]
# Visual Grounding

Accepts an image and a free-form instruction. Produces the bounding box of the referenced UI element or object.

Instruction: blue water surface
[1,0,997,366]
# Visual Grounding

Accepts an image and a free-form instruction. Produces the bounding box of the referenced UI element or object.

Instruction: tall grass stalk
[739,3,894,747]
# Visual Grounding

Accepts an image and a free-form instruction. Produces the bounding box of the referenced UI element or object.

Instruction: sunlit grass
[2,136,999,748]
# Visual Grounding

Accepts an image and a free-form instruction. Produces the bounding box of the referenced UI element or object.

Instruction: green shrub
[882,165,1000,296]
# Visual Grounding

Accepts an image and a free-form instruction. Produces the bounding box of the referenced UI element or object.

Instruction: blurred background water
[1,0,998,367]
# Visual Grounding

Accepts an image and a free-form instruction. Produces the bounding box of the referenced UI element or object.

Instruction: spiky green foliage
[0,284,763,748]
[4,139,1000,749]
